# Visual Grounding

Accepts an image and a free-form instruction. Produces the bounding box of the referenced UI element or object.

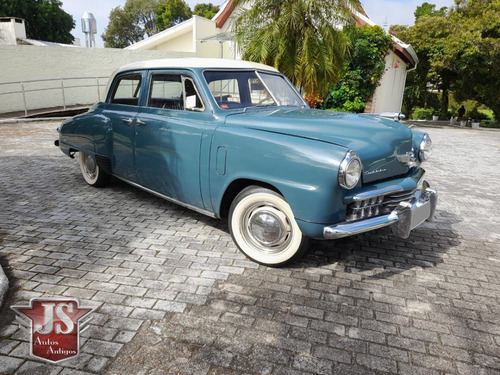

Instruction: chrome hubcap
[83,154,97,179]
[245,206,291,252]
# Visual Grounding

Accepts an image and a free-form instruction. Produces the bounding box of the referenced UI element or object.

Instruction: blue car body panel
[57,60,433,240]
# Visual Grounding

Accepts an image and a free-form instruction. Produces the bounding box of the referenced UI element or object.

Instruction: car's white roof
[115,58,279,74]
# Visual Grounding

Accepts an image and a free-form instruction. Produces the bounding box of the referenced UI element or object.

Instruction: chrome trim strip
[396,152,413,164]
[346,169,425,201]
[324,213,398,239]
[347,185,405,201]
[113,176,217,218]
[378,112,406,120]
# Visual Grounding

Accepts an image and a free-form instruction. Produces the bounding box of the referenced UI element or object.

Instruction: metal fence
[0,76,109,117]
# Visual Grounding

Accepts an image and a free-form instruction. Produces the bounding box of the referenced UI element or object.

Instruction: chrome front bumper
[323,184,438,240]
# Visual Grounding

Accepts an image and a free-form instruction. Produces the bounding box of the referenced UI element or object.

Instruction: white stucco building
[126,0,418,114]
[354,12,418,113]
[0,17,27,45]
[0,17,81,47]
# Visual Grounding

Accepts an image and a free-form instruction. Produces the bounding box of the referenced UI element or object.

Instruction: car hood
[224,107,414,183]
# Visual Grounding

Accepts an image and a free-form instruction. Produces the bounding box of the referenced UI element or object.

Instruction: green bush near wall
[412,107,434,120]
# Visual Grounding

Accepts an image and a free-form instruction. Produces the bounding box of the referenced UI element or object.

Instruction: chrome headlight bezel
[418,133,432,162]
[339,150,362,190]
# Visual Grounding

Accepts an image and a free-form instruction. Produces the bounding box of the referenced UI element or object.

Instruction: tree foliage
[126,0,161,36]
[102,0,161,48]
[451,0,500,121]
[193,3,220,19]
[103,0,218,48]
[102,6,144,48]
[390,13,459,118]
[0,0,74,44]
[414,2,447,20]
[156,0,192,30]
[322,25,392,112]
[391,0,500,121]
[233,0,360,98]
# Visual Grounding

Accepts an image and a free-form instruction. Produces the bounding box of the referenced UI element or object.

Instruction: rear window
[110,74,142,106]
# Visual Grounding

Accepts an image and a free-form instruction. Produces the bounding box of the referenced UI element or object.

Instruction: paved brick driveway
[0,121,499,374]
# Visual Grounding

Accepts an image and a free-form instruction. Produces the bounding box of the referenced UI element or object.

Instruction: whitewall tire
[229,186,309,266]
[78,152,108,187]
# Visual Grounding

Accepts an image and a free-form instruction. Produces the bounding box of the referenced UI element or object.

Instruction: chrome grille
[382,189,416,211]
[346,188,416,222]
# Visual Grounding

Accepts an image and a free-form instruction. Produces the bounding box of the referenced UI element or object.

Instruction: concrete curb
[405,120,500,132]
[0,117,69,125]
[0,264,9,309]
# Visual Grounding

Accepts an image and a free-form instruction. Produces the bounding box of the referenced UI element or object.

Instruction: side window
[148,74,183,110]
[147,74,204,111]
[110,74,142,106]
[208,79,241,109]
[183,77,204,112]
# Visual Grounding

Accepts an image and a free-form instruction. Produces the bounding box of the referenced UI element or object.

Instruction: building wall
[218,12,240,59]
[155,31,193,52]
[193,16,221,58]
[0,45,194,115]
[370,50,409,113]
[128,16,222,58]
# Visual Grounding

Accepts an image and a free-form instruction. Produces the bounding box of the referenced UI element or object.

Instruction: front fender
[210,126,350,226]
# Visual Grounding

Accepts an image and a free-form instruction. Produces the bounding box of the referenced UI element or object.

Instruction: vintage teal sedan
[56,58,437,266]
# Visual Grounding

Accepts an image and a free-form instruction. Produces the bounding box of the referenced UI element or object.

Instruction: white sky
[361,0,456,28]
[60,0,456,48]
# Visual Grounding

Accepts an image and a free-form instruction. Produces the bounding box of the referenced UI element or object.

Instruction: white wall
[193,16,221,58]
[218,11,240,60]
[0,45,194,115]
[155,31,193,52]
[370,50,408,113]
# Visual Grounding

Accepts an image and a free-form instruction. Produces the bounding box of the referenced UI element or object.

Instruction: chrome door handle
[136,119,146,126]
[122,118,133,125]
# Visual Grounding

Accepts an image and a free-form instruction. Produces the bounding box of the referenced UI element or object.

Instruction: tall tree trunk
[440,86,449,120]
[493,109,500,124]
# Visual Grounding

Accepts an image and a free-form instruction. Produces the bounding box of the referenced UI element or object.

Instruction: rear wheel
[78,152,108,187]
[229,186,309,266]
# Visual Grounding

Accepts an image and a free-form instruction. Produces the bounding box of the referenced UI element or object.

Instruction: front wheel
[229,186,309,266]
[78,152,109,187]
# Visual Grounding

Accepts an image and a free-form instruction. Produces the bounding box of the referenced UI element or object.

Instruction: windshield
[204,70,305,110]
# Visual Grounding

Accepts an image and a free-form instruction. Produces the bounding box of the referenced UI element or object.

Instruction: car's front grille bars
[346,188,417,222]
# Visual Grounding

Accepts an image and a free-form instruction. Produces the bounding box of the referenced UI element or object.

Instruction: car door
[101,71,144,181]
[134,71,214,211]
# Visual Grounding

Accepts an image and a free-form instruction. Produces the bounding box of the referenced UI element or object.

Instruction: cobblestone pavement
[0,121,499,375]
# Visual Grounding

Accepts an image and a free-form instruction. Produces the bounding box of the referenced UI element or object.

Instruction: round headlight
[419,133,432,162]
[339,150,362,189]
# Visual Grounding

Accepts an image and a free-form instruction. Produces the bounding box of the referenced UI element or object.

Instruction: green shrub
[322,25,392,113]
[412,108,434,120]
[480,122,500,128]
[468,107,491,121]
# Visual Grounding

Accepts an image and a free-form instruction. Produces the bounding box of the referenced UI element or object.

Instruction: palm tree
[232,0,360,97]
